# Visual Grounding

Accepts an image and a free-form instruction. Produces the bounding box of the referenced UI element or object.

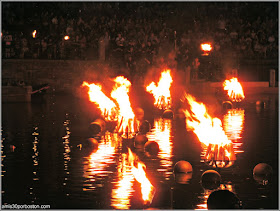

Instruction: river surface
[1,89,278,209]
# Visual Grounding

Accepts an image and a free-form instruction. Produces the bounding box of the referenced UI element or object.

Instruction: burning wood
[183,93,236,168]
[223,77,245,102]
[146,69,173,110]
[111,76,139,138]
[128,148,156,205]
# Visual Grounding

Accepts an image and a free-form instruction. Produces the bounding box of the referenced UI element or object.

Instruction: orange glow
[84,132,118,191]
[183,93,236,168]
[146,118,173,180]
[111,154,135,209]
[223,109,245,154]
[32,30,37,38]
[64,35,70,40]
[82,81,118,121]
[223,77,245,102]
[111,76,138,137]
[128,148,155,205]
[146,69,173,110]
[201,43,212,52]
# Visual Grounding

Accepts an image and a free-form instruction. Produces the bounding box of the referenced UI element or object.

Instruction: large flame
[183,93,236,168]
[146,69,173,110]
[223,77,245,102]
[82,81,118,121]
[111,76,137,137]
[128,148,155,205]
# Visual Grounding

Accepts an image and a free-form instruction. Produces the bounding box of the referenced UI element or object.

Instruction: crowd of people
[2,2,278,79]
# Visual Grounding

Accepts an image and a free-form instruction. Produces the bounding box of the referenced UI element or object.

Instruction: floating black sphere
[144,141,160,157]
[222,101,233,109]
[253,163,273,185]
[173,160,193,174]
[134,134,148,148]
[139,120,151,134]
[207,190,241,209]
[163,109,174,119]
[201,170,221,190]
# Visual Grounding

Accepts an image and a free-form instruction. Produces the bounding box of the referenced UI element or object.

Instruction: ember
[223,77,245,102]
[146,69,173,110]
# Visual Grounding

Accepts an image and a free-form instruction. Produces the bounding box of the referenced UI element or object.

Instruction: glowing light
[201,43,212,52]
[146,69,173,110]
[32,30,37,38]
[82,81,118,121]
[111,76,138,137]
[223,77,245,102]
[128,148,155,205]
[64,35,70,40]
[183,93,236,168]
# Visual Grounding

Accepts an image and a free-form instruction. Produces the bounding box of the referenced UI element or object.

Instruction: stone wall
[2,59,118,95]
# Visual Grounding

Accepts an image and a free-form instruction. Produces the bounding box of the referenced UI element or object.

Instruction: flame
[223,77,245,102]
[82,81,118,121]
[128,148,155,205]
[146,69,173,110]
[183,93,236,168]
[201,43,212,52]
[111,76,137,137]
[32,30,37,38]
[64,35,70,40]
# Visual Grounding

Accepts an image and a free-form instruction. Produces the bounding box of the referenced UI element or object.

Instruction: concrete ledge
[210,81,270,88]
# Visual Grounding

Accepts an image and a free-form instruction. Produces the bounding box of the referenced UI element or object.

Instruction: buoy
[163,109,174,119]
[222,101,233,109]
[135,107,145,121]
[89,119,106,135]
[201,170,221,190]
[83,138,99,153]
[174,172,193,184]
[207,190,241,209]
[134,134,148,149]
[144,141,160,157]
[253,163,273,185]
[139,120,151,134]
[173,160,193,174]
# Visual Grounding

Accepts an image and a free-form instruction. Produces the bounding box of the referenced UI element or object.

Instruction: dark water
[1,90,278,209]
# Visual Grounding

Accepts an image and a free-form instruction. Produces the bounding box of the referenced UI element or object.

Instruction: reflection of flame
[146,69,173,110]
[82,81,118,121]
[128,148,155,205]
[146,118,173,180]
[84,132,117,191]
[111,153,135,209]
[223,109,245,154]
[183,93,236,168]
[111,76,137,137]
[195,184,234,210]
[223,77,245,102]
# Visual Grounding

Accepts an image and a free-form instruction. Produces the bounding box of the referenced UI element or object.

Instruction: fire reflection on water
[146,118,173,180]
[83,132,119,191]
[223,109,245,154]
[195,184,234,210]
[111,153,135,209]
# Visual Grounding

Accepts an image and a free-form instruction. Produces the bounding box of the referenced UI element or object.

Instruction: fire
[223,77,245,102]
[111,76,137,137]
[64,35,70,40]
[183,93,236,168]
[82,81,118,121]
[146,69,173,110]
[201,43,212,52]
[32,30,37,38]
[128,148,155,205]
